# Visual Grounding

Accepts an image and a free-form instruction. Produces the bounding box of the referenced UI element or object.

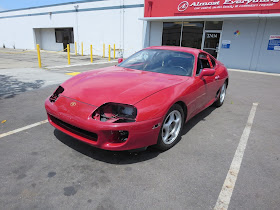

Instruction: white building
[0,0,145,58]
[0,0,280,73]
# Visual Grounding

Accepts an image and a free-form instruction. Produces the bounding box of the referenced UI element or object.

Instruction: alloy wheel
[162,110,182,145]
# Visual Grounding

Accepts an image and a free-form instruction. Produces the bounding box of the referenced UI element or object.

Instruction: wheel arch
[175,101,188,122]
[225,78,229,88]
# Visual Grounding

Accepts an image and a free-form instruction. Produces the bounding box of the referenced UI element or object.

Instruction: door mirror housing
[200,68,215,78]
[118,58,123,64]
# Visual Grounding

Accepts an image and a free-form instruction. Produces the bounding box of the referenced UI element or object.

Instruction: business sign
[144,0,280,17]
[178,1,189,11]
[221,40,231,49]
[267,35,280,50]
[177,0,279,12]
[234,30,241,36]
[207,33,219,38]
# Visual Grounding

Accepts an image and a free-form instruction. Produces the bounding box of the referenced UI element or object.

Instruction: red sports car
[45,46,228,151]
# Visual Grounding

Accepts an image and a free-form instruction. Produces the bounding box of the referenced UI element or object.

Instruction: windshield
[118,49,194,77]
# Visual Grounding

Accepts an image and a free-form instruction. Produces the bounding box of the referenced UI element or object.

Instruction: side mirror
[200,68,215,78]
[118,58,123,64]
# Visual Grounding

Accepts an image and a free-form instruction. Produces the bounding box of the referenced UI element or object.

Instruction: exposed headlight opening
[92,103,137,123]
[49,86,64,103]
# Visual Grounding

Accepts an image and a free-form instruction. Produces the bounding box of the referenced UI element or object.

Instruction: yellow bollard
[75,42,77,55]
[67,44,70,65]
[114,44,116,59]
[103,43,105,58]
[90,45,93,63]
[81,42,83,56]
[108,45,111,62]
[36,44,42,68]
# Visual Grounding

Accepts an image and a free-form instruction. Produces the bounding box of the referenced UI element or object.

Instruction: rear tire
[215,82,227,107]
[156,104,184,151]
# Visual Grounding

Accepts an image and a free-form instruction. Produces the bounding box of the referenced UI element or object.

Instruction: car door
[192,54,208,112]
[195,53,217,108]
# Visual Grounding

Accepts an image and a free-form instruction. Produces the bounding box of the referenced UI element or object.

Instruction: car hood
[61,66,189,107]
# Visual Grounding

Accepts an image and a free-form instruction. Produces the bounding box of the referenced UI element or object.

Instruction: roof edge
[0,0,104,14]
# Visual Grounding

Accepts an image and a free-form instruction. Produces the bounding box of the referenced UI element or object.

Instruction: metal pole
[36,44,42,68]
[67,44,70,65]
[179,21,183,47]
[108,45,111,61]
[90,45,93,63]
[114,44,116,59]
[103,43,105,58]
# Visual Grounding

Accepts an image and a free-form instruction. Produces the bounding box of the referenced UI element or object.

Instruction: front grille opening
[50,115,98,141]
[49,86,64,103]
[110,130,129,143]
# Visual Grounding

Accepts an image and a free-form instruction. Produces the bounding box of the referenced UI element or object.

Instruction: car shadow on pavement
[54,129,162,164]
[54,105,216,164]
[181,105,216,136]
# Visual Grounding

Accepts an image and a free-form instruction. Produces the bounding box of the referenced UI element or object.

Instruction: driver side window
[196,53,211,75]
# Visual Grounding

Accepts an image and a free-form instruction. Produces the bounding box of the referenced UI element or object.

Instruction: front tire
[156,104,184,151]
[215,82,227,107]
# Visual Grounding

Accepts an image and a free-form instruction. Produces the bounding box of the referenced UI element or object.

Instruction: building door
[202,31,221,58]
[55,28,74,52]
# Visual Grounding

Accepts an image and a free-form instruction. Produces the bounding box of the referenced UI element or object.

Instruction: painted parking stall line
[0,120,48,139]
[214,103,258,210]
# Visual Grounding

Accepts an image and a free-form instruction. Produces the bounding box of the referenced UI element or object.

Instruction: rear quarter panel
[216,61,229,86]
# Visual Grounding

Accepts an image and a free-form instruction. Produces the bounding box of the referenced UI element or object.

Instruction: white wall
[251,18,280,73]
[0,0,144,58]
[219,19,260,70]
[0,17,36,49]
[219,18,280,73]
[149,22,163,47]
[77,2,144,57]
[142,21,163,48]
[123,6,145,57]
[40,28,64,51]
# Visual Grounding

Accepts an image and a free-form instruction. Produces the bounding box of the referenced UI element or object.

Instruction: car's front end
[45,86,163,151]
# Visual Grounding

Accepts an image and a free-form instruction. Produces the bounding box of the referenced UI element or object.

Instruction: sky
[0,0,84,11]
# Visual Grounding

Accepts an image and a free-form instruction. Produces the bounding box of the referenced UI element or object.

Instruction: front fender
[134,85,185,122]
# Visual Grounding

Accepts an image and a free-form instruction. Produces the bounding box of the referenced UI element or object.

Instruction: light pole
[74,5,79,54]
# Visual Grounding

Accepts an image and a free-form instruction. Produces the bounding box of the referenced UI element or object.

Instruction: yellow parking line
[65,72,81,76]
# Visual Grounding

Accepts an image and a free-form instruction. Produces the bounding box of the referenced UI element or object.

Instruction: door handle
[215,75,220,80]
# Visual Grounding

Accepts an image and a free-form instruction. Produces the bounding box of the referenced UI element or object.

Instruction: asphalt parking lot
[0,52,280,209]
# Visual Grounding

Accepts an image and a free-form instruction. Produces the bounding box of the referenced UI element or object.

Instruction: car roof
[145,46,202,56]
